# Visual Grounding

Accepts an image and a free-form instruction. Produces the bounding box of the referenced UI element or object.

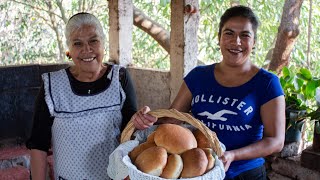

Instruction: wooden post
[169,0,199,103]
[108,0,133,66]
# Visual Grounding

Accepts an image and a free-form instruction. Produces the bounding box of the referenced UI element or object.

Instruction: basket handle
[120,109,223,157]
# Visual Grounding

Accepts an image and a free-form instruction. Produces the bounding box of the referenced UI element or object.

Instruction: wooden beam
[170,0,199,102]
[108,0,133,66]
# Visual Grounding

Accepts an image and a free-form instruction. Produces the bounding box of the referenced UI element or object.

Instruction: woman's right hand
[219,150,235,172]
[132,106,157,130]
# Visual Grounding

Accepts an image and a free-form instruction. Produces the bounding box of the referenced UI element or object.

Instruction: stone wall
[266,153,320,179]
[128,67,170,110]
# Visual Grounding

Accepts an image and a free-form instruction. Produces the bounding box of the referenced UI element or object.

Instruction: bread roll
[146,131,156,143]
[154,124,197,154]
[193,129,211,148]
[129,142,156,162]
[180,148,208,178]
[135,146,167,176]
[202,148,215,172]
[160,154,183,179]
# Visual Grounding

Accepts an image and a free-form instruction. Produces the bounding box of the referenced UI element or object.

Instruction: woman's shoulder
[188,64,214,76]
[184,64,214,87]
[42,68,68,80]
[256,68,280,81]
[253,68,282,93]
[103,63,129,85]
[103,63,127,72]
[194,63,214,70]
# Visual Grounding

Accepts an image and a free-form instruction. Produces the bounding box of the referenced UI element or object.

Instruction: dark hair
[218,5,259,41]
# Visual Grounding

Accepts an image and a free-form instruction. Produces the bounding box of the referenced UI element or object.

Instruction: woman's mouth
[228,49,243,54]
[81,57,96,62]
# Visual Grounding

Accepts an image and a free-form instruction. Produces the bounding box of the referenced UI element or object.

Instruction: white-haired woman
[27,12,137,180]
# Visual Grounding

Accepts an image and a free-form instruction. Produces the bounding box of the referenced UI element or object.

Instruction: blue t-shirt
[184,64,284,178]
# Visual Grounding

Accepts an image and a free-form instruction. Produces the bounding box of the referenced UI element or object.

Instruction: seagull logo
[198,110,237,121]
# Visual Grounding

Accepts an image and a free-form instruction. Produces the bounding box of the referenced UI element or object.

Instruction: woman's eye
[223,31,234,37]
[89,39,99,45]
[73,42,82,46]
[242,34,251,38]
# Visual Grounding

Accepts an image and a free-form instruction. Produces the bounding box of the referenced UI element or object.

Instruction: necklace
[88,89,91,94]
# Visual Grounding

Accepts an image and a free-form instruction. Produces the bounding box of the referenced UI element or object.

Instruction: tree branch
[34,11,53,28]
[9,0,64,20]
[46,0,65,62]
[55,0,68,24]
[133,6,170,53]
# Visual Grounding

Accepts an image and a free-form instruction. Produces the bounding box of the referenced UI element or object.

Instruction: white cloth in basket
[107,125,226,180]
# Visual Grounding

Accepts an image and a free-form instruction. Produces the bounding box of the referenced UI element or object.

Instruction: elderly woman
[27,12,137,179]
[133,6,285,180]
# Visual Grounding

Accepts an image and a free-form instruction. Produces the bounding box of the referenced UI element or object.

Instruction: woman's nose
[83,43,93,52]
[235,36,241,45]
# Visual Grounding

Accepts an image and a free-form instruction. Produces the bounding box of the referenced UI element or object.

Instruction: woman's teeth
[82,57,95,62]
[229,49,242,53]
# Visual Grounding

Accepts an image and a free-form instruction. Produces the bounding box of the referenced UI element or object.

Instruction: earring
[66,51,71,60]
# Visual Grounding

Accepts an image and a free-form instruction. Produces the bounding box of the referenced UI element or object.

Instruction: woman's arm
[26,84,53,152]
[220,95,285,171]
[26,84,53,178]
[133,81,193,129]
[30,149,48,180]
[170,82,193,112]
[157,82,194,124]
[119,67,138,131]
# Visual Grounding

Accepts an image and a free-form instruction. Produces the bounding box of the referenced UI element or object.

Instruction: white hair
[65,13,106,48]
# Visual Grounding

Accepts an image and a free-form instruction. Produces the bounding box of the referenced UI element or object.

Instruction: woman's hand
[132,106,157,130]
[219,151,235,172]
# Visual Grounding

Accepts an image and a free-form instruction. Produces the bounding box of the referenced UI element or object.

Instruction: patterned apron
[42,65,125,180]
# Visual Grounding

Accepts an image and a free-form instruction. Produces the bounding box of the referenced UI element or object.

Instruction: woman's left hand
[219,151,235,172]
[132,106,157,130]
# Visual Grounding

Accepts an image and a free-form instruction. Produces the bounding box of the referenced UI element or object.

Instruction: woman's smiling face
[69,24,105,73]
[219,16,255,66]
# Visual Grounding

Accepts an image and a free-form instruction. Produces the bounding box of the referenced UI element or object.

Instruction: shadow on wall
[0,64,70,148]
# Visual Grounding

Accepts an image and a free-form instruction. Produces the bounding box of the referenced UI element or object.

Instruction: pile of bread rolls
[129,124,216,179]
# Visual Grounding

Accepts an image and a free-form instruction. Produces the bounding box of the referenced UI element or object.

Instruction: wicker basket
[120,108,222,157]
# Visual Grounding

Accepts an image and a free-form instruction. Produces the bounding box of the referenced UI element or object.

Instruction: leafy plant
[308,106,320,135]
[280,66,320,130]
[280,66,320,111]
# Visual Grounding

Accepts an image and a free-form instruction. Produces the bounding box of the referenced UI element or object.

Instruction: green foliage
[280,67,320,140]
[280,66,320,111]
[0,0,109,65]
[132,0,170,69]
[291,1,320,77]
[159,0,170,7]
[0,1,62,65]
